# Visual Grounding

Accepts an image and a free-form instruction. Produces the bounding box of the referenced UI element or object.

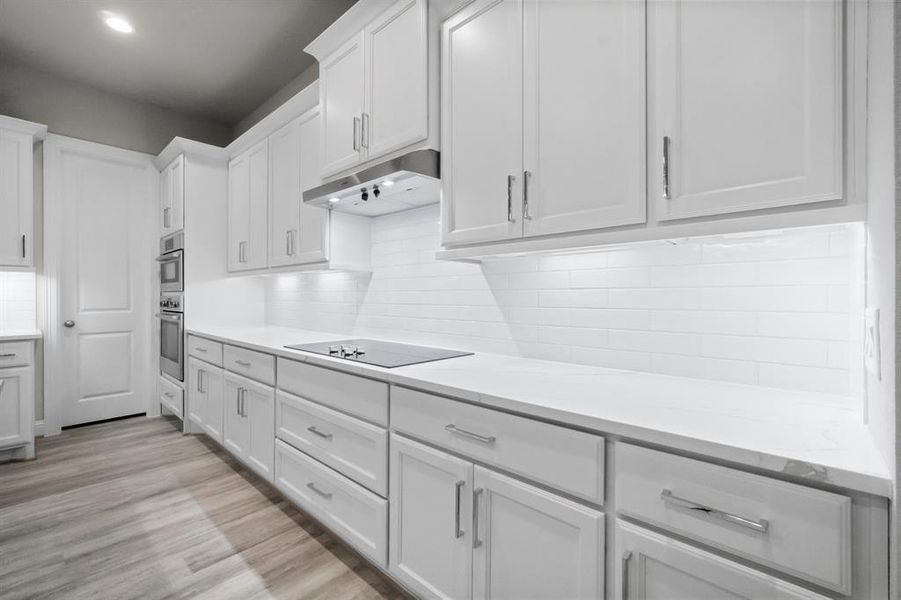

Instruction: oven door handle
[156,250,183,262]
[155,313,182,322]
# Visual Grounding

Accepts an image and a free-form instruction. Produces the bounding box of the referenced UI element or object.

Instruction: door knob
[64,320,75,328]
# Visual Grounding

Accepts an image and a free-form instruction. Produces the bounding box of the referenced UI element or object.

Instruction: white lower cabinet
[187,357,224,442]
[275,438,388,566]
[615,521,829,600]
[388,433,604,600]
[223,372,275,482]
[0,364,34,456]
[158,375,184,420]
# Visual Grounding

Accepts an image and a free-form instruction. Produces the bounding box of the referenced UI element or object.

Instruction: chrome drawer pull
[307,482,333,500]
[445,424,496,445]
[0,353,16,358]
[661,489,769,534]
[194,347,208,353]
[307,426,333,440]
[234,360,251,367]
[662,135,671,199]
[454,480,465,539]
[164,391,174,399]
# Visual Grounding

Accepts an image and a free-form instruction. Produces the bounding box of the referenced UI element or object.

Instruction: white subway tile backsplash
[264,205,865,400]
[0,271,36,331]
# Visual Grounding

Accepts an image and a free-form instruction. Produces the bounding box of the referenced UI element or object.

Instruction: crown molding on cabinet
[154,136,229,170]
[304,0,396,60]
[0,115,48,142]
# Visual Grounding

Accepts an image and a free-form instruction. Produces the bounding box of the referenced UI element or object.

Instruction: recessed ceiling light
[100,11,134,34]
[328,197,340,204]
[381,180,395,187]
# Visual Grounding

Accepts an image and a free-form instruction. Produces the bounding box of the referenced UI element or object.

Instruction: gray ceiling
[0,0,357,125]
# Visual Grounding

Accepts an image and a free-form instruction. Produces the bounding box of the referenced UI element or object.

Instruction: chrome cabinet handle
[307,426,333,440]
[21,234,26,259]
[234,360,251,367]
[454,480,465,539]
[236,387,242,415]
[523,171,532,220]
[0,353,16,358]
[200,370,206,394]
[662,136,671,200]
[194,347,208,353]
[307,482,333,500]
[163,391,174,399]
[197,369,204,393]
[353,116,361,151]
[622,551,633,599]
[506,175,515,222]
[472,487,484,548]
[238,241,247,263]
[661,489,769,534]
[241,388,248,417]
[64,320,76,328]
[445,424,496,445]
[155,313,181,322]
[361,113,370,149]
[286,230,297,256]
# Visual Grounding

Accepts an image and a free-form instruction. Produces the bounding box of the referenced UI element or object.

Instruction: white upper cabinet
[297,109,330,264]
[159,154,184,235]
[268,118,303,268]
[649,0,843,220]
[309,0,431,180]
[441,0,523,246]
[522,0,646,237]
[320,32,366,177]
[228,140,268,272]
[364,0,429,159]
[0,117,44,267]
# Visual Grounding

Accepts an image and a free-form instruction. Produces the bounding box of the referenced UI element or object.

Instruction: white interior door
[45,135,154,429]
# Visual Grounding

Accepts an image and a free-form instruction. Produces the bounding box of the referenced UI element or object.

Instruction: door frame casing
[43,134,158,435]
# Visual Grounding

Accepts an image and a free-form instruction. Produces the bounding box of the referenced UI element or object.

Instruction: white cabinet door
[297,108,330,264]
[203,366,224,442]
[364,0,428,160]
[320,31,365,178]
[186,357,206,429]
[649,0,843,220]
[0,128,33,266]
[472,466,604,600]
[389,434,473,600]
[160,155,184,235]
[223,372,249,458]
[268,118,302,268]
[441,0,523,246]
[228,141,268,271]
[0,366,33,450]
[522,0,646,237]
[615,521,830,600]
[245,377,275,482]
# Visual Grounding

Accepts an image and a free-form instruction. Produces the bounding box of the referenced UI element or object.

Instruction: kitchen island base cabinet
[223,372,275,482]
[388,434,604,600]
[186,357,224,443]
[614,521,829,600]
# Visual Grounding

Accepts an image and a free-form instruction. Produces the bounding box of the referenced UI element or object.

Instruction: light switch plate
[864,307,881,380]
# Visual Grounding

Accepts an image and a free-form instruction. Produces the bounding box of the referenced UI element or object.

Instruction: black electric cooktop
[285,339,473,368]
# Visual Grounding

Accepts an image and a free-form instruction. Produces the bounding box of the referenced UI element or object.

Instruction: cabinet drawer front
[277,358,388,426]
[224,345,275,386]
[277,391,387,496]
[274,439,387,566]
[392,386,605,504]
[158,376,184,419]
[0,341,32,368]
[187,336,223,366]
[615,443,852,594]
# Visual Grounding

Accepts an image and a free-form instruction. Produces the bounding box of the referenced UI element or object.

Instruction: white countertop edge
[185,326,892,498]
[0,329,43,341]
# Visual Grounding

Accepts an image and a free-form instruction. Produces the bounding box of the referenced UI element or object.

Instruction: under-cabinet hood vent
[303,149,439,217]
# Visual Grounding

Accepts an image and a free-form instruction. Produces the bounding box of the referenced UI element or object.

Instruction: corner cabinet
[0,116,46,267]
[159,154,185,235]
[227,141,269,272]
[310,0,431,180]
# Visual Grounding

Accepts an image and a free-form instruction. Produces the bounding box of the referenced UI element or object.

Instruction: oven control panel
[159,292,183,312]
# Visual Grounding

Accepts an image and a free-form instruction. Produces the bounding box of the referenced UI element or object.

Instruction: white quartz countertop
[0,329,42,342]
[186,324,892,498]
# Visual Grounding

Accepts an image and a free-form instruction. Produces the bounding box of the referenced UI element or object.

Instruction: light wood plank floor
[0,416,410,600]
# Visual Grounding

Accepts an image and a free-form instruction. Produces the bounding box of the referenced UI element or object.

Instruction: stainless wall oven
[157,292,184,381]
[158,231,184,293]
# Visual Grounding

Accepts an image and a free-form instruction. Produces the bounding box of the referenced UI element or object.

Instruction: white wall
[265,204,866,403]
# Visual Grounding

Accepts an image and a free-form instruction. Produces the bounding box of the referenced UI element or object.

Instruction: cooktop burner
[285,339,473,368]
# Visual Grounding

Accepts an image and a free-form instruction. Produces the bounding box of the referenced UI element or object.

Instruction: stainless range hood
[303,149,440,217]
